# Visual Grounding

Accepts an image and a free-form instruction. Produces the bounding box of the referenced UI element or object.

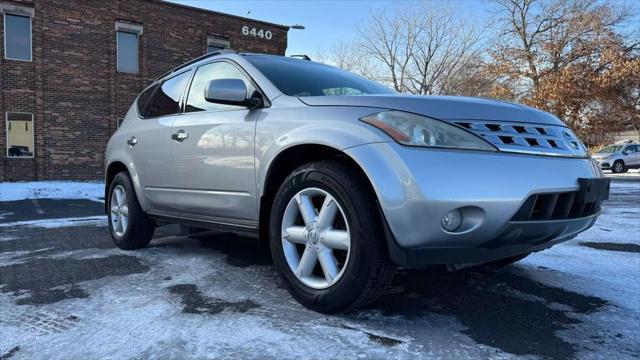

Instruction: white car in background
[592,142,640,173]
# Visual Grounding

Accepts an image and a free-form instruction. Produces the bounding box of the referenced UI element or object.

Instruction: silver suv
[105,52,609,313]
[592,142,640,173]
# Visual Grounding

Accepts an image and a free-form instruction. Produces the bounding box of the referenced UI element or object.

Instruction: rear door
[129,70,192,211]
[169,60,261,224]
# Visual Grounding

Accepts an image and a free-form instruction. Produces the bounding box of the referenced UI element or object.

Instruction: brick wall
[0,0,287,181]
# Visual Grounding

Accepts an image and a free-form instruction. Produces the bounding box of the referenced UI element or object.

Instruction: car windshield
[597,145,622,153]
[245,55,395,97]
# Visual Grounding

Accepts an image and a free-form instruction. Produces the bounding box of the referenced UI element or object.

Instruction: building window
[207,36,230,53]
[117,31,138,73]
[6,112,34,158]
[115,21,143,73]
[4,13,32,61]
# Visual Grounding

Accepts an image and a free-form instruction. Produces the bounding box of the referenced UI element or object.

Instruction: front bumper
[593,158,612,169]
[345,142,605,266]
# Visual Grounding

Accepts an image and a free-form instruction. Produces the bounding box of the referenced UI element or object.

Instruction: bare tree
[314,41,382,80]
[319,3,487,95]
[487,0,639,144]
[488,0,637,96]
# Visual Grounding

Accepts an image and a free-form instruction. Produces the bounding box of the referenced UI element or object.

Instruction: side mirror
[204,79,261,109]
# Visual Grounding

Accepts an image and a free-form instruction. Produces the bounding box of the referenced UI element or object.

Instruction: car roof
[155,51,317,82]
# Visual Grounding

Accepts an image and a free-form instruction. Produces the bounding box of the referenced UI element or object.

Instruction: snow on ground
[0,216,107,230]
[0,179,638,359]
[0,181,104,203]
[604,168,640,178]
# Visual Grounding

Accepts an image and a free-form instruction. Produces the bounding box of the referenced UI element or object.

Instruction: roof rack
[289,54,311,60]
[155,49,236,81]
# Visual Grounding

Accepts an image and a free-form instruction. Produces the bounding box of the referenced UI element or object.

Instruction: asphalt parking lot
[1,180,639,359]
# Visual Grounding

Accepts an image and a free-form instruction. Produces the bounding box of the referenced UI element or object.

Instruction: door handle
[172,130,188,142]
[127,136,138,146]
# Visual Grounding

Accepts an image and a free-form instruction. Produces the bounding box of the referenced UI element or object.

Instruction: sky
[166,0,492,56]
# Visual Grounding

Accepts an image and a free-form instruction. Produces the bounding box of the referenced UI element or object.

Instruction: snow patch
[604,168,640,178]
[0,181,104,202]
[0,216,107,229]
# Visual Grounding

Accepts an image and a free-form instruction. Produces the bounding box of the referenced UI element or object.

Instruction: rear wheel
[269,160,394,313]
[612,160,625,174]
[108,172,155,249]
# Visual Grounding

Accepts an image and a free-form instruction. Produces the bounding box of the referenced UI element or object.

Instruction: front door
[170,61,260,224]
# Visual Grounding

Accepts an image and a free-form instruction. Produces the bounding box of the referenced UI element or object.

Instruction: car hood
[298,94,565,126]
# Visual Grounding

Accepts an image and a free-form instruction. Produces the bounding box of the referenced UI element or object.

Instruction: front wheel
[269,160,394,313]
[612,160,625,174]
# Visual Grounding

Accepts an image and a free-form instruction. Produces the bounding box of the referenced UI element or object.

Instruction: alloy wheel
[110,185,129,237]
[281,187,351,289]
[614,162,624,173]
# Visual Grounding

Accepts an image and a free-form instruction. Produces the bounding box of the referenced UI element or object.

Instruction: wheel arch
[105,162,127,211]
[104,160,147,213]
[258,144,379,242]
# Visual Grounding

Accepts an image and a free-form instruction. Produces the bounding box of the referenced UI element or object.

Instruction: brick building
[0,0,288,181]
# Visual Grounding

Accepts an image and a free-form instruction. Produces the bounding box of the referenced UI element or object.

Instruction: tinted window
[186,61,256,112]
[145,71,192,117]
[246,55,394,97]
[117,31,138,73]
[137,84,159,115]
[5,14,32,61]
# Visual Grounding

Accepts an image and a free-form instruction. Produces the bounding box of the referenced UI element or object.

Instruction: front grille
[512,191,601,221]
[451,121,587,157]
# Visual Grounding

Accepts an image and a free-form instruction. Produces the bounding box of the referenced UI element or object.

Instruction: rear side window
[137,84,159,115]
[145,70,192,117]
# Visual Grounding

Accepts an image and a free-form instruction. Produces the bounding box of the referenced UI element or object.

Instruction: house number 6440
[242,26,273,40]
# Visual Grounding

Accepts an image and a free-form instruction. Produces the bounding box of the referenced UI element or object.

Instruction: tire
[612,160,625,174]
[485,252,530,268]
[107,171,155,250]
[269,160,395,313]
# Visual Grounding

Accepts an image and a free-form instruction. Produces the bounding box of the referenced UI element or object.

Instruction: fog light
[441,210,462,232]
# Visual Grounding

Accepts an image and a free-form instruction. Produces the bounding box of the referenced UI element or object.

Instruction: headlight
[361,110,496,151]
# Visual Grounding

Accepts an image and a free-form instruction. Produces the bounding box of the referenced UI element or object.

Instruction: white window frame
[6,111,35,159]
[115,21,143,74]
[2,4,34,62]
[207,36,230,53]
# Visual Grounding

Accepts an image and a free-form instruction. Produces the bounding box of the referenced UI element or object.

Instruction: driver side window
[185,61,256,113]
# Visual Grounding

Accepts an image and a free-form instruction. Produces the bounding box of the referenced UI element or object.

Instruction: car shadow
[367,266,610,359]
[150,230,613,359]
